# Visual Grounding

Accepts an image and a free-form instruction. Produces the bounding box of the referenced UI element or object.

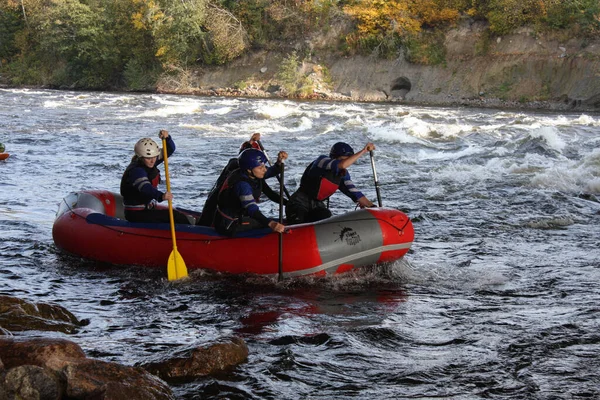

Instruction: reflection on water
[1,89,600,399]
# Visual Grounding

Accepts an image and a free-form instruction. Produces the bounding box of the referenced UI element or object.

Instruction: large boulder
[140,337,248,381]
[3,365,64,400]
[0,296,85,334]
[62,359,174,400]
[0,337,174,400]
[0,337,86,371]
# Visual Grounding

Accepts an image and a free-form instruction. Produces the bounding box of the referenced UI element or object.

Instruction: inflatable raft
[0,153,9,161]
[52,190,414,278]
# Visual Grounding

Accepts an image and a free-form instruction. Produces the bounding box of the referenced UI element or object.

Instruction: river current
[1,88,599,399]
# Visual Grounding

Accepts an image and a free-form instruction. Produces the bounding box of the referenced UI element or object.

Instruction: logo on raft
[335,226,362,246]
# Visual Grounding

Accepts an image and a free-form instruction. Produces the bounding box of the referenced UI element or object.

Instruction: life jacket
[120,160,161,207]
[217,169,262,220]
[299,161,345,201]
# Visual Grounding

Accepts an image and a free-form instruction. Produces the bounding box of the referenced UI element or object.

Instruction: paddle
[162,136,188,281]
[369,150,383,207]
[278,162,285,282]
[256,140,291,200]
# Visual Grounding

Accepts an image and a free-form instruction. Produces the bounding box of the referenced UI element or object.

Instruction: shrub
[276,51,302,95]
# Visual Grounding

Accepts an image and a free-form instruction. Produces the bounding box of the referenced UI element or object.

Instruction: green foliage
[221,0,339,48]
[123,58,158,91]
[1,0,599,90]
[276,51,302,95]
[36,0,120,88]
[404,32,447,66]
[132,0,208,66]
[198,5,248,65]
[221,0,271,47]
[0,7,23,62]
[481,0,600,35]
[3,54,45,86]
[541,0,600,32]
[485,0,537,35]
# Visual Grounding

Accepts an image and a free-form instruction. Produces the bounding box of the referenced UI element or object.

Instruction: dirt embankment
[175,22,600,112]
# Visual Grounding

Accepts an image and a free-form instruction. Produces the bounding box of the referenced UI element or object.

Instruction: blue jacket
[120,136,175,208]
[298,155,365,202]
[217,163,282,226]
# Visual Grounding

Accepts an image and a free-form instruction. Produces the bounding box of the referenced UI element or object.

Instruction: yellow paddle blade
[167,248,188,281]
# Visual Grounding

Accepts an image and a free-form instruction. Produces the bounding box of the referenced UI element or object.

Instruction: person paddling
[120,130,189,224]
[214,148,287,236]
[286,142,376,224]
[197,133,286,227]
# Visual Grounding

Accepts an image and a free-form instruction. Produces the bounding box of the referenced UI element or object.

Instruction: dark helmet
[238,148,267,171]
[239,141,253,153]
[239,140,261,153]
[329,142,354,158]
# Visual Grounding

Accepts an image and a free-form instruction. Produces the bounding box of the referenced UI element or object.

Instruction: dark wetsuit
[285,155,365,224]
[120,136,189,224]
[213,164,282,236]
[197,158,286,227]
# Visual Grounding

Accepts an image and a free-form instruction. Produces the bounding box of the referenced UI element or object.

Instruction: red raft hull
[52,191,414,278]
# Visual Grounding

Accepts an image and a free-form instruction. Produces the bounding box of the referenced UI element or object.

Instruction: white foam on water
[530,148,600,194]
[178,123,228,134]
[254,102,303,119]
[571,114,598,126]
[433,161,497,185]
[2,88,50,95]
[416,145,483,162]
[136,102,203,117]
[368,115,474,142]
[325,103,371,118]
[528,126,566,153]
[204,107,233,115]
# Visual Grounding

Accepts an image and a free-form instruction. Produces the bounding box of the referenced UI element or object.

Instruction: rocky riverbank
[0,296,248,399]
[2,23,599,113]
[156,23,600,113]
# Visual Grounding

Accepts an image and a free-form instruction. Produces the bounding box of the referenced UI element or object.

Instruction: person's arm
[234,181,271,226]
[156,130,176,165]
[264,151,288,179]
[339,171,369,205]
[129,167,165,202]
[338,142,375,170]
[262,181,287,205]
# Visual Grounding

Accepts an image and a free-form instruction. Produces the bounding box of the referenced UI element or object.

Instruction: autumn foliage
[0,0,598,88]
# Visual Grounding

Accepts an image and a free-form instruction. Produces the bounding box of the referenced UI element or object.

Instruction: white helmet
[134,138,160,158]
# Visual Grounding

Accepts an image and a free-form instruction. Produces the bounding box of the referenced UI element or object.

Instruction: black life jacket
[120,159,161,206]
[217,169,262,219]
[299,161,345,201]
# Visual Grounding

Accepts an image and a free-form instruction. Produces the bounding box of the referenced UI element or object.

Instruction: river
[1,88,599,399]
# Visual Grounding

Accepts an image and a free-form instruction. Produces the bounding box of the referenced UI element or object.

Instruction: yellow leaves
[344,0,421,37]
[129,0,164,31]
[344,0,464,41]
[155,46,166,57]
[131,12,146,30]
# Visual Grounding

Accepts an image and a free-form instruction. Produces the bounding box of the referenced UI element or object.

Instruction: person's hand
[250,132,261,142]
[268,221,286,233]
[277,151,288,163]
[364,142,375,152]
[358,196,375,208]
[159,130,169,139]
[162,191,173,201]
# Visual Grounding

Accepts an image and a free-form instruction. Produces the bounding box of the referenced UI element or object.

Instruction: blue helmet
[238,148,267,171]
[329,142,354,158]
